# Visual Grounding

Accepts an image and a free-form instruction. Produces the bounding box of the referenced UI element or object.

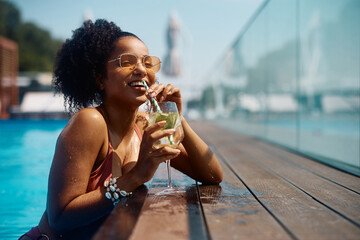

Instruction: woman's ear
[96,74,105,90]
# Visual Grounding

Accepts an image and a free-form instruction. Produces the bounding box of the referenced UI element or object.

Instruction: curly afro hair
[53,19,140,113]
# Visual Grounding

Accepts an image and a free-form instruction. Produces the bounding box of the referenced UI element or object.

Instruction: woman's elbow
[47,211,68,235]
[201,170,223,185]
[210,162,223,184]
[212,171,223,184]
[214,172,223,184]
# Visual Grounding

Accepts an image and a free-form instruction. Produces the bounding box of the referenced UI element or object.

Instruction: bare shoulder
[67,107,105,127]
[61,108,107,143]
[135,111,149,132]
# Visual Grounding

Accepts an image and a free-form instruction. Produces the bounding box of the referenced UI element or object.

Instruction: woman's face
[102,36,157,108]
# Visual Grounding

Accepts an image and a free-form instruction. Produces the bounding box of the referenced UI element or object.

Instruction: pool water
[0,119,68,239]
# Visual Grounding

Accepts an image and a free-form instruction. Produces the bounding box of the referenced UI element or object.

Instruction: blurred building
[10,71,67,119]
[0,36,18,119]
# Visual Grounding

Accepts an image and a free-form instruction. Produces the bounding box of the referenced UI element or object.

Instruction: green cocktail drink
[149,112,183,149]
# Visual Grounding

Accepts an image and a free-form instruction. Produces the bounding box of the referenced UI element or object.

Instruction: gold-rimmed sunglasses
[108,53,161,73]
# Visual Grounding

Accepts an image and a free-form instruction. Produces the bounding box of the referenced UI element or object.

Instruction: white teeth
[128,81,144,87]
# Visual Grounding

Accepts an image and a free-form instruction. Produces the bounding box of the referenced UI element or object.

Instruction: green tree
[18,22,63,71]
[0,0,63,71]
[0,0,21,41]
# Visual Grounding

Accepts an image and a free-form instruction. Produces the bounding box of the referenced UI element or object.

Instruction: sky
[10,0,264,84]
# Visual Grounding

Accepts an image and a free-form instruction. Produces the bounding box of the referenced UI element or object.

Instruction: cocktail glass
[149,101,184,188]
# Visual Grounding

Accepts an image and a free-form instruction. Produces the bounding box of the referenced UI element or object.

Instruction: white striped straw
[142,80,174,145]
[142,80,162,113]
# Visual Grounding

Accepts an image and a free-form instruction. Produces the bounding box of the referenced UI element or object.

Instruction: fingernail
[160,96,165,101]
[167,129,176,133]
[158,121,166,126]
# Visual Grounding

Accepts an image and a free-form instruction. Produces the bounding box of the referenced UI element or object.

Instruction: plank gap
[195,182,211,240]
[267,167,360,229]
[258,142,360,195]
[214,147,299,240]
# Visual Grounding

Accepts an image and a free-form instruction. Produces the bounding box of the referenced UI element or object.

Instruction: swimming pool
[0,119,68,239]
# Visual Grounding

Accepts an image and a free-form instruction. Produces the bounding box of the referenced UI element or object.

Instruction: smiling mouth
[128,81,145,87]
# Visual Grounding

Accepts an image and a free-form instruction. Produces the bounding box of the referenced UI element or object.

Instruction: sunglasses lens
[119,54,161,73]
[120,54,137,71]
[144,56,161,73]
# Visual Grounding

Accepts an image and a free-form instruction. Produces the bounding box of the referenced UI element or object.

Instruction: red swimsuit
[87,124,142,191]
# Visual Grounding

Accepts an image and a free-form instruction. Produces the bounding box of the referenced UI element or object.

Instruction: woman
[20,19,222,240]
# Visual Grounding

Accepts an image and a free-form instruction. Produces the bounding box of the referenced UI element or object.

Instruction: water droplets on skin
[70,177,78,183]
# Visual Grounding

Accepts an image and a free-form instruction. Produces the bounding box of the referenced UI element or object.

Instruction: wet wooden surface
[94,121,360,240]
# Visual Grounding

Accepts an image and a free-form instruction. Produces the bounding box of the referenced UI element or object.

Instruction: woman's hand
[148,83,183,115]
[131,121,181,184]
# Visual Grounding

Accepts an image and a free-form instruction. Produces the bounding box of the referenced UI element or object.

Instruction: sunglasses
[108,53,161,73]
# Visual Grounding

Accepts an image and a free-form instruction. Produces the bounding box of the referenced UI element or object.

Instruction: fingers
[144,121,175,139]
[142,123,176,151]
[139,128,181,167]
[147,83,165,100]
[146,120,166,133]
[134,145,180,183]
[151,129,176,142]
[148,83,181,102]
[151,146,181,162]
[161,84,181,102]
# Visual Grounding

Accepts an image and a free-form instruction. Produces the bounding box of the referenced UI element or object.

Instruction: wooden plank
[216,144,360,240]
[129,163,208,240]
[257,141,360,193]
[93,185,148,240]
[199,158,292,240]
[189,121,360,239]
[191,120,360,193]
[235,139,360,225]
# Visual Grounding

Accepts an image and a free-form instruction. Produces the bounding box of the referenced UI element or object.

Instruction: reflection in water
[154,188,186,196]
[199,182,264,216]
[150,174,196,196]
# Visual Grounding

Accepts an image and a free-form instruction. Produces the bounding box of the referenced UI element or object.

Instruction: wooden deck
[93,121,360,240]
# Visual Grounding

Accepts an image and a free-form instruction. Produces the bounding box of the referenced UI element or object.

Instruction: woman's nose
[133,61,147,75]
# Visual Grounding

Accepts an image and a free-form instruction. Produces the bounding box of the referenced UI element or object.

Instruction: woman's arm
[171,116,223,184]
[46,109,115,233]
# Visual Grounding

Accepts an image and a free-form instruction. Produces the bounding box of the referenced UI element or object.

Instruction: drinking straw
[142,80,174,145]
[142,80,162,113]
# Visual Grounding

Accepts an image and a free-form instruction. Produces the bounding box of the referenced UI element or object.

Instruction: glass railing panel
[205,0,359,174]
[263,0,298,148]
[228,3,269,139]
[298,0,360,170]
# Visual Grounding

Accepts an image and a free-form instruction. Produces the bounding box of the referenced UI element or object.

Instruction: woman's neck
[100,103,138,140]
